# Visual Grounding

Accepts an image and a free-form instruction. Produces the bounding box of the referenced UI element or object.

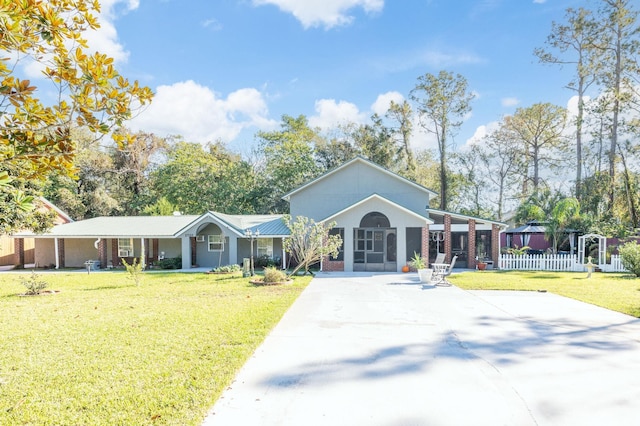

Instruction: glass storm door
[354,228,396,272]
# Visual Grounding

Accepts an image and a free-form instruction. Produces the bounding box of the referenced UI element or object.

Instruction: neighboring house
[1,198,73,267]
[14,157,506,271]
[502,220,581,254]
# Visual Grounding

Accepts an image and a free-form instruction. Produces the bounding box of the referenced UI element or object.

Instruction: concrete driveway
[203,272,640,426]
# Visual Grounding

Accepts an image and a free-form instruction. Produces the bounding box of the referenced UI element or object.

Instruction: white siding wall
[328,198,428,272]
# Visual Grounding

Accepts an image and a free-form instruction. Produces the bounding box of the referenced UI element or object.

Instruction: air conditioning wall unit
[196,235,205,242]
[118,250,131,257]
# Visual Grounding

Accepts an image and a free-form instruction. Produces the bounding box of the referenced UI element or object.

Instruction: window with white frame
[118,238,133,257]
[257,238,273,258]
[208,234,224,252]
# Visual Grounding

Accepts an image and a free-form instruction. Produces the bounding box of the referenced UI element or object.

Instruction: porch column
[14,238,25,267]
[444,214,452,263]
[54,238,60,269]
[191,238,197,267]
[492,224,500,265]
[181,237,191,269]
[98,239,107,268]
[57,238,65,269]
[228,235,237,265]
[140,238,146,269]
[111,239,119,266]
[152,239,159,262]
[421,226,430,268]
[468,219,476,269]
[282,238,286,270]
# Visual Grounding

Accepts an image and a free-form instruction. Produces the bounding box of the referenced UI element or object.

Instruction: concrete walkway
[203,272,640,426]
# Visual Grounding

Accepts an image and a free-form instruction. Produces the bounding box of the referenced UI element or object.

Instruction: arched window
[359,212,390,228]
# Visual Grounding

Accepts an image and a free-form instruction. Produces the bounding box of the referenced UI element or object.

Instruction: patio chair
[432,255,457,286]
[432,252,445,266]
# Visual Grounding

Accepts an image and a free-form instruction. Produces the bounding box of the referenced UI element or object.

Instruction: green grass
[0,271,311,425]
[449,270,640,317]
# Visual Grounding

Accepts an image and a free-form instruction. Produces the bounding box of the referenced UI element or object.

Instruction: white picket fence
[499,254,627,272]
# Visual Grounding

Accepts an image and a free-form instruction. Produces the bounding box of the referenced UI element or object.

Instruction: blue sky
[79,0,590,155]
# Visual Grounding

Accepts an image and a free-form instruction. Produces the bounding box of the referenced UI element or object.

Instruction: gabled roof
[320,193,434,224]
[39,197,73,224]
[282,156,438,201]
[209,212,289,237]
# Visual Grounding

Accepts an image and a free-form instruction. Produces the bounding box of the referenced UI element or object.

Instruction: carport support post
[181,237,191,270]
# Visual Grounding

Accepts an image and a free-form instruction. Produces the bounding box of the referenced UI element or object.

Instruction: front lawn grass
[449,270,640,317]
[0,271,311,425]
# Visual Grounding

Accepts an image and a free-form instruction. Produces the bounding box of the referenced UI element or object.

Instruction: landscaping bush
[121,257,144,286]
[20,271,48,295]
[158,257,181,269]
[212,264,241,273]
[263,266,288,283]
[619,241,640,277]
[255,255,277,268]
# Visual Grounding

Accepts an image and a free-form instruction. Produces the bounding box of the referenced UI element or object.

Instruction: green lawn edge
[449,270,640,318]
[0,271,312,425]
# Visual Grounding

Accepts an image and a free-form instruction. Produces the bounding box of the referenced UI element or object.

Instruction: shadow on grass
[81,285,128,291]
[526,274,565,280]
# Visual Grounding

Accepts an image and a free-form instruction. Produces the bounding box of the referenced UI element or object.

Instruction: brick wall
[98,239,107,267]
[468,219,476,269]
[111,239,119,266]
[323,259,345,272]
[191,237,197,266]
[444,214,452,263]
[421,226,430,267]
[58,239,65,268]
[152,239,159,261]
[14,238,24,266]
[492,224,500,265]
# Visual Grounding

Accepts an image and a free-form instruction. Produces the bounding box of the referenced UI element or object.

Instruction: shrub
[122,257,144,286]
[262,267,287,284]
[255,255,277,268]
[619,241,640,277]
[158,257,181,270]
[21,271,48,295]
[212,264,241,273]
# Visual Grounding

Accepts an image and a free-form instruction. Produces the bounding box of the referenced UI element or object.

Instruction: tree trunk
[608,18,623,212]
[619,148,639,229]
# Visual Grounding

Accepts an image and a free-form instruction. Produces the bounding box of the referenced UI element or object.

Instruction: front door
[354,228,397,272]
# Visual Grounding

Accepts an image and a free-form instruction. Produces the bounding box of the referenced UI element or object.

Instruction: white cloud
[309,99,367,129]
[129,80,277,143]
[252,0,384,29]
[202,18,223,31]
[84,0,139,64]
[371,91,404,116]
[533,0,547,4]
[501,97,520,107]
[464,121,500,147]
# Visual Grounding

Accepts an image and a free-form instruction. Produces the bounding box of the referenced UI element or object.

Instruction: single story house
[15,157,506,271]
[2,197,73,267]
